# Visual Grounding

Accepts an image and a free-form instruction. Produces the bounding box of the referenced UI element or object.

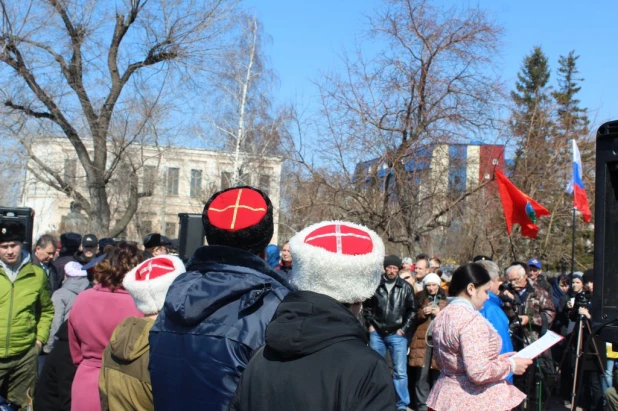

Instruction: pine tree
[510,46,554,191]
[552,51,589,139]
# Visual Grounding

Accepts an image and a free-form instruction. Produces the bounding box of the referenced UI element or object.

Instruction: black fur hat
[0,220,25,243]
[202,186,273,254]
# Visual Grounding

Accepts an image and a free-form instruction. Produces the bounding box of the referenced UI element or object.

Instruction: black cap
[0,220,26,243]
[583,268,594,284]
[60,232,82,250]
[143,233,172,249]
[82,234,98,248]
[384,255,402,269]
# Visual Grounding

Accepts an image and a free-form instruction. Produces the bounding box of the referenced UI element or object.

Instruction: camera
[498,282,521,306]
[574,292,591,310]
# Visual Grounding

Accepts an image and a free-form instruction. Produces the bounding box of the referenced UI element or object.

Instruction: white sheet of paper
[512,330,564,359]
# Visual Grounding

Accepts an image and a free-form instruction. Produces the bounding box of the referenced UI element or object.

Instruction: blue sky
[243,0,618,133]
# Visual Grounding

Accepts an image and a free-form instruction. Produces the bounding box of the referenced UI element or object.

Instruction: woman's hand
[566,300,574,309]
[423,306,432,315]
[430,306,440,315]
[511,358,533,375]
[578,307,591,319]
[499,352,532,375]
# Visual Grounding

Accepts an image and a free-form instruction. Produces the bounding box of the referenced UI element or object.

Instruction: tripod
[510,311,552,411]
[559,314,605,411]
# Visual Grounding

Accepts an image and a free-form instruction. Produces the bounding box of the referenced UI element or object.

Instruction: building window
[64,159,77,187]
[258,174,270,195]
[190,169,202,198]
[165,222,177,238]
[143,165,157,193]
[167,168,179,196]
[220,171,232,190]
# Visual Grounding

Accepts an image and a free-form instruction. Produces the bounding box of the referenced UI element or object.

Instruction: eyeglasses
[507,276,525,284]
[529,268,540,272]
[401,276,411,281]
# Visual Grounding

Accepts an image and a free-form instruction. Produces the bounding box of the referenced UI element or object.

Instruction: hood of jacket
[61,277,90,295]
[265,291,366,360]
[164,245,293,326]
[108,317,154,362]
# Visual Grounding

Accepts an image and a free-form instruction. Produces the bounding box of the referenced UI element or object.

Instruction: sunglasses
[401,276,412,281]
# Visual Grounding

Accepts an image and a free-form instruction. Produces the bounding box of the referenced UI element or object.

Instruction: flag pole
[570,207,576,275]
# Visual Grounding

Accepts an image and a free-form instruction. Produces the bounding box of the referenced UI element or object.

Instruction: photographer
[502,263,556,409]
[502,263,556,349]
[564,271,605,411]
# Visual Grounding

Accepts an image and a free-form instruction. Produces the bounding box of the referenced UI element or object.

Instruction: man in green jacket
[0,220,54,407]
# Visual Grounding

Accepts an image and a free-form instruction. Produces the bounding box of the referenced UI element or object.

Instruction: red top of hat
[206,188,268,231]
[304,223,374,255]
[134,257,177,281]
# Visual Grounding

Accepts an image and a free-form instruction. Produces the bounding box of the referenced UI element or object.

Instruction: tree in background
[284,0,504,256]
[207,14,288,189]
[505,46,592,269]
[0,0,238,236]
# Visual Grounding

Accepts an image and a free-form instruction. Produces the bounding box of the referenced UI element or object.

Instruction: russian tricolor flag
[566,139,592,222]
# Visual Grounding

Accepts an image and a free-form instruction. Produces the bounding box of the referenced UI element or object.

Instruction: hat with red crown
[123,255,186,315]
[203,186,273,254]
[289,221,385,304]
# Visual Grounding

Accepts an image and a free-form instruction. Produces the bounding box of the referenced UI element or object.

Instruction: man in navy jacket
[149,186,292,411]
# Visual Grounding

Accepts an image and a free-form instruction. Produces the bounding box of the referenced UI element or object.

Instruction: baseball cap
[82,234,99,248]
[527,258,542,269]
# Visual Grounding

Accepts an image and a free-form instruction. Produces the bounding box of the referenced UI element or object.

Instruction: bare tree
[206,14,288,188]
[0,0,238,236]
[284,0,504,255]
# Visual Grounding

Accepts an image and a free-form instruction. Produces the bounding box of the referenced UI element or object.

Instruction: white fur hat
[122,255,186,315]
[423,273,442,286]
[289,221,385,304]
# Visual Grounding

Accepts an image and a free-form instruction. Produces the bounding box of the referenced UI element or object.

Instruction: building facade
[21,138,283,243]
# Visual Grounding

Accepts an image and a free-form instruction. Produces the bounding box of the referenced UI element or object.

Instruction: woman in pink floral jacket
[427,263,532,411]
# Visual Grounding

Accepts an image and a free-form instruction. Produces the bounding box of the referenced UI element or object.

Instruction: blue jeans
[604,359,615,393]
[370,331,409,409]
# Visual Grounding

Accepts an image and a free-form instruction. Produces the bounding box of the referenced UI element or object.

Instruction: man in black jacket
[364,254,416,411]
[230,221,396,411]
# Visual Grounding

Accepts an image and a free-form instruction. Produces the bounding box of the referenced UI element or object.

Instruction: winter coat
[427,298,526,411]
[99,317,154,411]
[275,261,293,275]
[408,290,448,369]
[479,291,514,383]
[149,245,292,411]
[34,321,77,411]
[502,279,556,346]
[44,277,90,353]
[32,254,62,293]
[0,253,54,358]
[229,291,397,411]
[363,276,417,336]
[68,284,143,411]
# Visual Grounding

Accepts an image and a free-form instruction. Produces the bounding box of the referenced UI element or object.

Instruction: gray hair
[505,264,526,279]
[477,260,500,280]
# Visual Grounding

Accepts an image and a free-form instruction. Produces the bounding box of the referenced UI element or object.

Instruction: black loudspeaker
[178,213,205,262]
[592,120,618,342]
[0,207,35,250]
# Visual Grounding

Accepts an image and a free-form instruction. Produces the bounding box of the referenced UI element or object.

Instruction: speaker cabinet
[0,207,35,250]
[592,120,618,341]
[178,213,205,262]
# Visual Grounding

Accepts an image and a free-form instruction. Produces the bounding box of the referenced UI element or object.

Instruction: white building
[21,138,283,243]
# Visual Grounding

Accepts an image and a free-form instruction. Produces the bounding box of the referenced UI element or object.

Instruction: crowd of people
[0,184,613,411]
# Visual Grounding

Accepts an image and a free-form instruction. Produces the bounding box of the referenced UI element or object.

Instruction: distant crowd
[0,185,614,411]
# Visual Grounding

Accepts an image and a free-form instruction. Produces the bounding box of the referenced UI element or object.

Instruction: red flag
[495,170,550,238]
